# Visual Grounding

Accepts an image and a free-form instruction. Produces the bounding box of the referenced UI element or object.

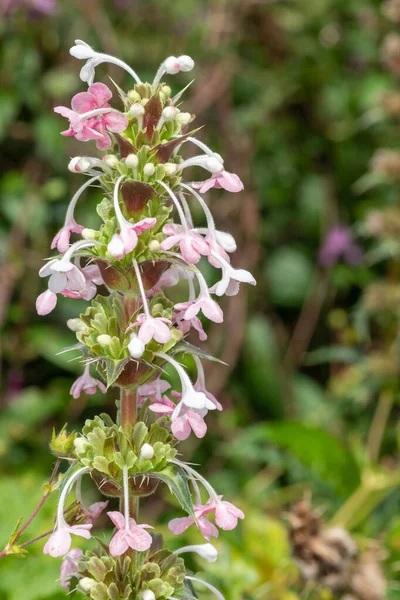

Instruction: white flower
[209,252,256,296]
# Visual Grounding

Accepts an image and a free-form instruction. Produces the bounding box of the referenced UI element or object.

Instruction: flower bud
[68,157,91,173]
[164,56,180,74]
[142,591,156,600]
[67,318,87,332]
[127,90,141,102]
[81,228,97,240]
[97,334,112,346]
[164,163,179,176]
[159,85,172,101]
[50,426,76,457]
[162,106,180,121]
[140,443,155,460]
[128,334,145,358]
[178,55,194,72]
[125,154,139,169]
[128,103,145,119]
[103,154,119,168]
[176,112,192,126]
[143,163,155,177]
[74,437,89,456]
[79,578,96,592]
[148,240,160,252]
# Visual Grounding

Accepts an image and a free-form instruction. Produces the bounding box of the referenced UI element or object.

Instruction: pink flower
[60,548,82,590]
[51,219,83,254]
[319,225,363,267]
[39,257,86,296]
[214,498,245,530]
[84,501,109,522]
[174,310,208,341]
[54,83,128,150]
[169,502,218,541]
[137,378,171,407]
[168,497,244,541]
[43,523,92,558]
[61,263,103,302]
[148,394,175,415]
[192,170,244,194]
[175,293,223,324]
[70,365,106,399]
[107,511,153,556]
[126,313,172,345]
[160,224,210,264]
[171,407,207,440]
[205,234,231,269]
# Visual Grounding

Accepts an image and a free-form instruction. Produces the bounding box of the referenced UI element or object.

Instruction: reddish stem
[121,388,137,430]
[15,458,61,543]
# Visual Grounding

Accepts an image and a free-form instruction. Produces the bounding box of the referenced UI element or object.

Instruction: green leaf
[149,464,194,517]
[174,341,226,364]
[304,345,362,366]
[234,422,360,496]
[105,358,128,388]
[263,422,360,495]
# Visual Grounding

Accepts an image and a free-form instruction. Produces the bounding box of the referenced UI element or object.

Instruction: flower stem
[367,388,394,464]
[120,388,137,430]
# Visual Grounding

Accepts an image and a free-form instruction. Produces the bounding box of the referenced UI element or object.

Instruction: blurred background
[2,1,400,599]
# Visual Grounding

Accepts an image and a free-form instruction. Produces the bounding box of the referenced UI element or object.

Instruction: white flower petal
[48,272,68,293]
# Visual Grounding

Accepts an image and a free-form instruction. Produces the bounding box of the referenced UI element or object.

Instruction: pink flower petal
[88,82,112,107]
[171,416,191,440]
[43,529,71,557]
[187,409,207,438]
[107,510,125,530]
[109,530,130,557]
[103,111,129,133]
[168,516,195,535]
[126,526,152,551]
[71,92,96,114]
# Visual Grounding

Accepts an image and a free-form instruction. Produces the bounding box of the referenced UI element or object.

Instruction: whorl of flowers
[37,40,255,598]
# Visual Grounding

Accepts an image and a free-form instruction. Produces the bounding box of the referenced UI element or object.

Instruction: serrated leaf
[173,341,227,365]
[106,358,128,388]
[147,464,194,517]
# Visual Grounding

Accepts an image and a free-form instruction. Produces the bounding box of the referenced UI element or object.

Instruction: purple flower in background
[3,0,56,15]
[319,225,363,267]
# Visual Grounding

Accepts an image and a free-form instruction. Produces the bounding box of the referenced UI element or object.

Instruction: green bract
[76,547,186,600]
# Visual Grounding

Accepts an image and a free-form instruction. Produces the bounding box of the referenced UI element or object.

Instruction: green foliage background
[1,1,400,599]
